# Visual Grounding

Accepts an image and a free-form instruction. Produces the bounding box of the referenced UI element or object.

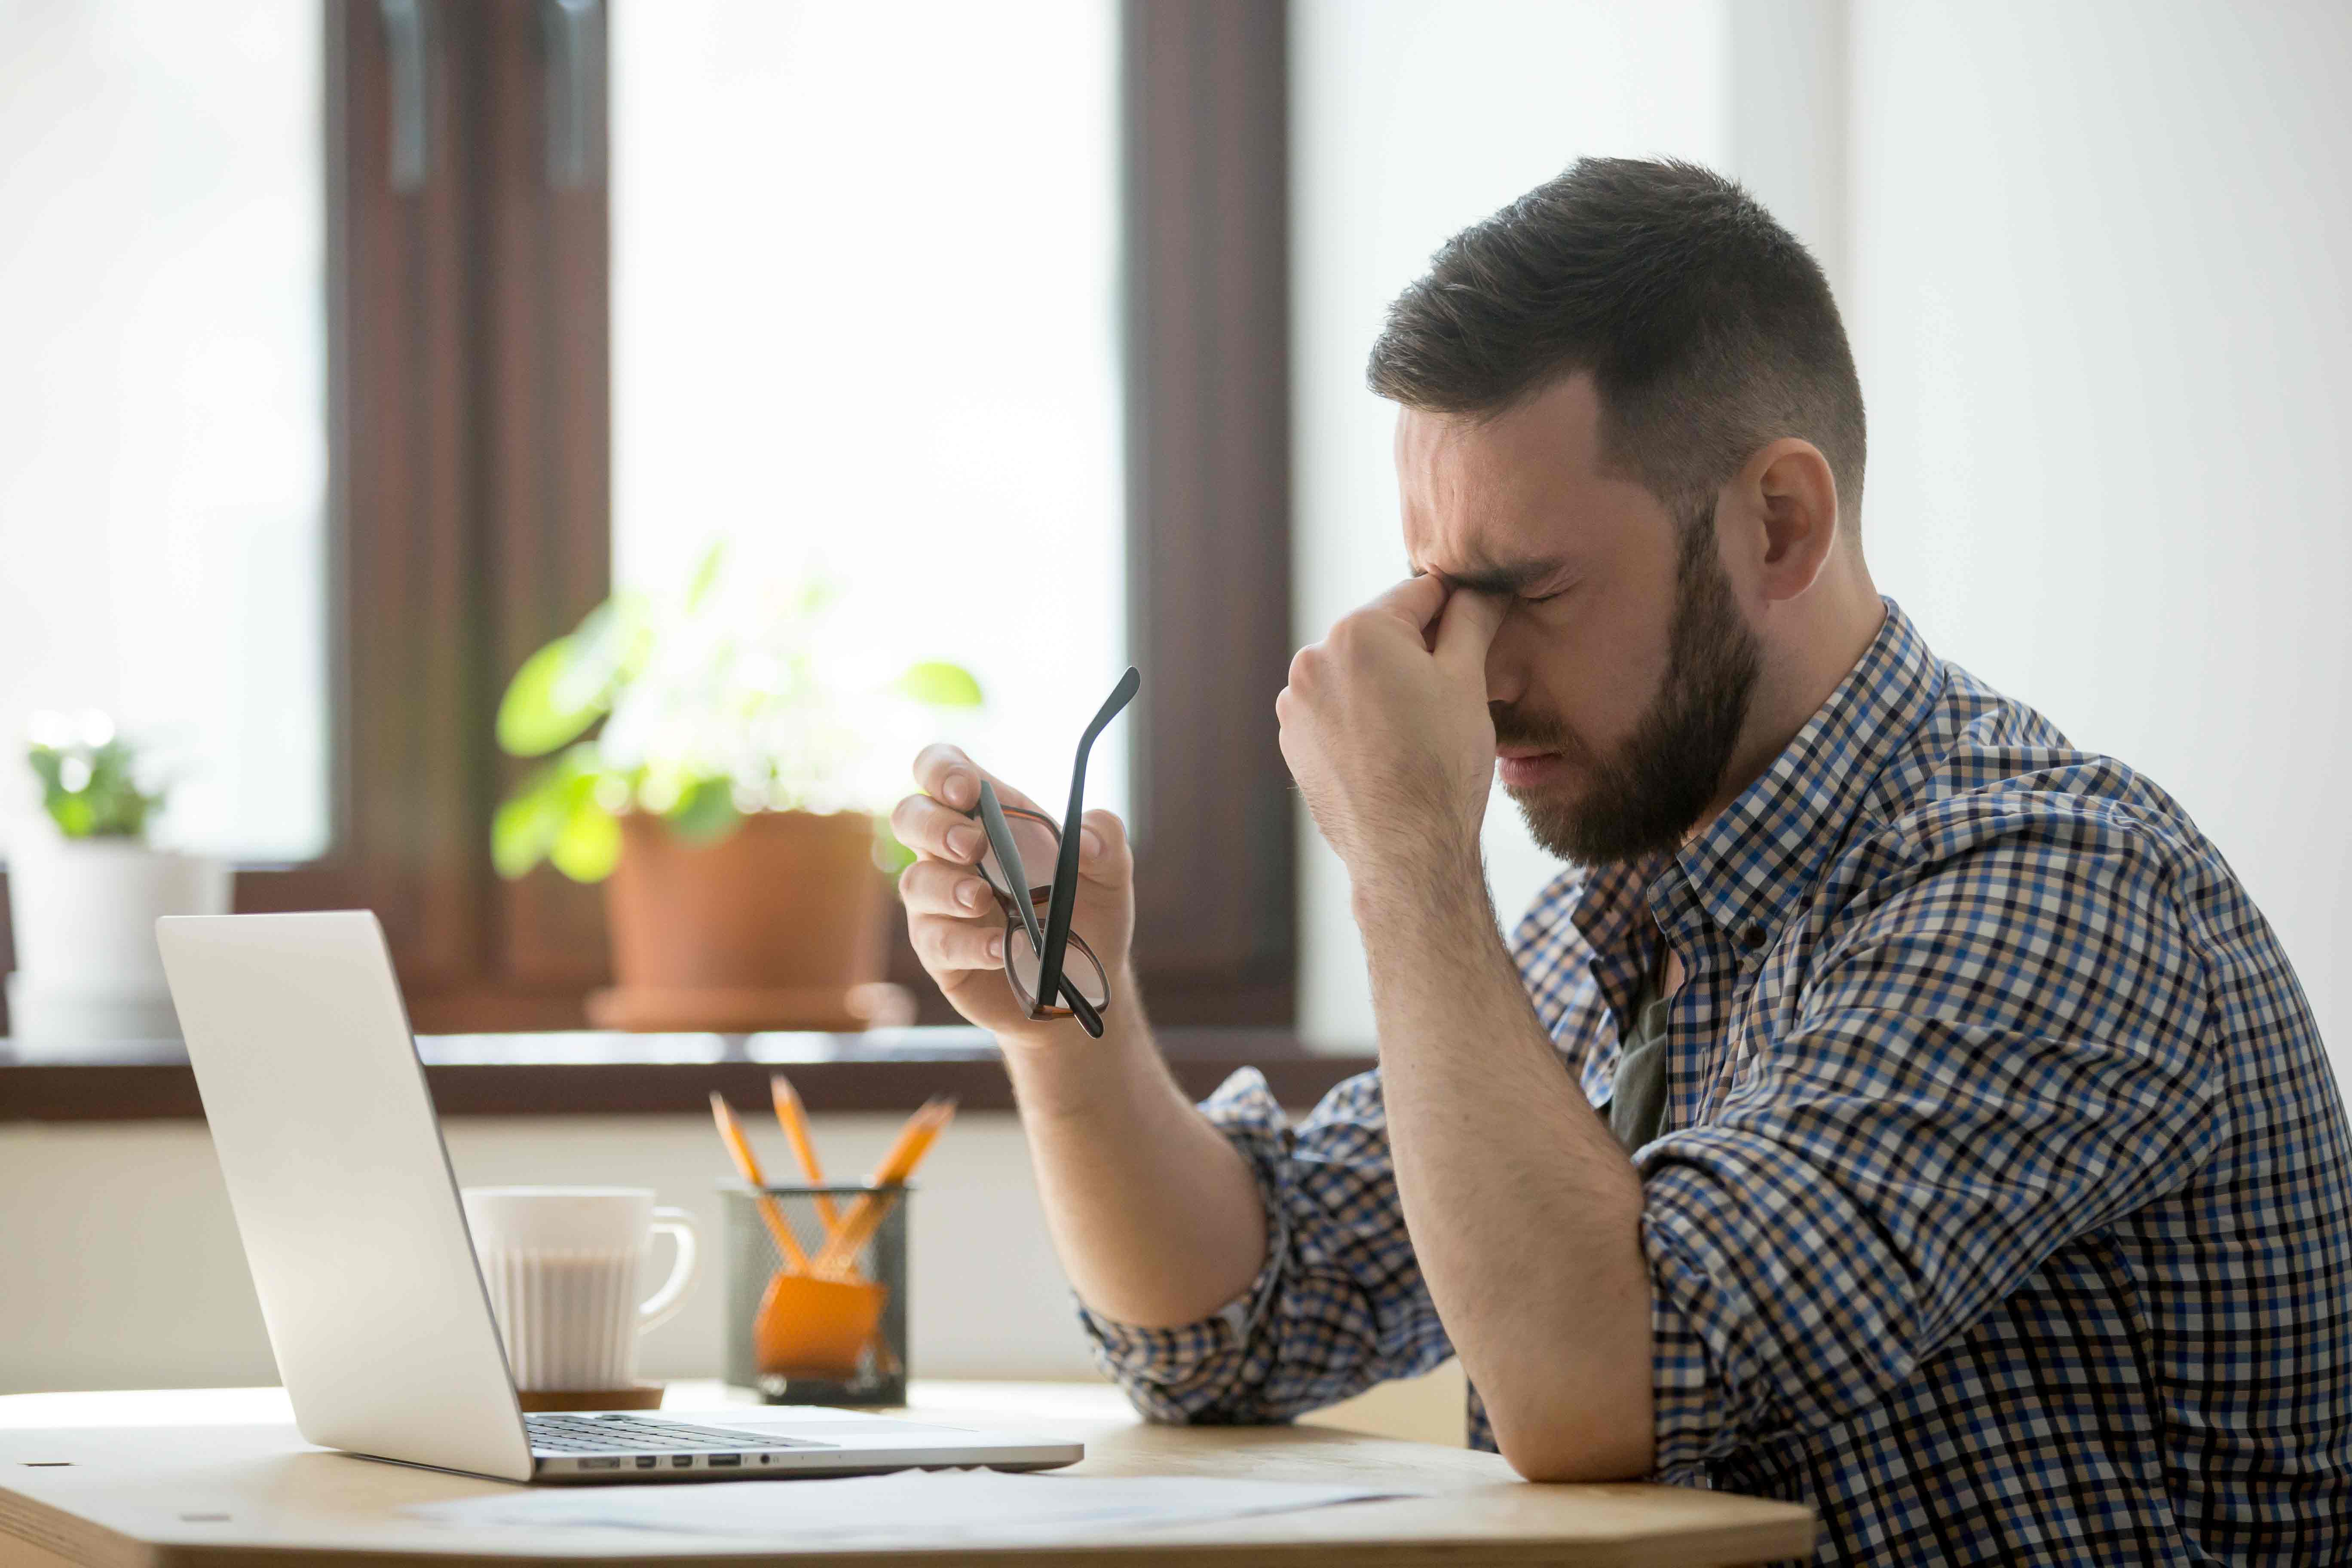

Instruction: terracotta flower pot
[585,810,906,1033]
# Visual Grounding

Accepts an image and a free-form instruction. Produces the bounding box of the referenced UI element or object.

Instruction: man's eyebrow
[1418,556,1574,596]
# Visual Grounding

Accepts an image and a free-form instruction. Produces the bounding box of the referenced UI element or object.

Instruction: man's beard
[1494,508,1762,867]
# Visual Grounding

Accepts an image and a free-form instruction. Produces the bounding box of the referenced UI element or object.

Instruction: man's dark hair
[1369,157,1866,534]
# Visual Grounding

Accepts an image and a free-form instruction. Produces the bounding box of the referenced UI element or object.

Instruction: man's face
[1397,375,1761,865]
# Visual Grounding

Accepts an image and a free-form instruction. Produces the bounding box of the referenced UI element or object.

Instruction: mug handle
[639,1206,702,1334]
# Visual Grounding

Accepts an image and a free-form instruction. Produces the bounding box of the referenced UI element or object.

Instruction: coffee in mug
[460,1187,700,1393]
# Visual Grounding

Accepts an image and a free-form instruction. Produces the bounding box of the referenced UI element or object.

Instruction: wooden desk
[0,1384,1813,1567]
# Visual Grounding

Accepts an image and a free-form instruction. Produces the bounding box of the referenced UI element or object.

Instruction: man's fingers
[910,912,1006,974]
[891,792,986,864]
[1365,574,1450,633]
[1076,808,1133,888]
[898,857,998,918]
[911,744,980,808]
[910,744,1044,816]
[1434,585,1507,677]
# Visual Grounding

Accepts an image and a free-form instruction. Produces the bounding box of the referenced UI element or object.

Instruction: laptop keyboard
[527,1413,806,1455]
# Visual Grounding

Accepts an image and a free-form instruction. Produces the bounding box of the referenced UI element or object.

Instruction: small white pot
[5,832,230,1052]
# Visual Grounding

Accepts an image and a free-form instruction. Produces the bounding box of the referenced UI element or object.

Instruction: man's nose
[1483,627,1527,707]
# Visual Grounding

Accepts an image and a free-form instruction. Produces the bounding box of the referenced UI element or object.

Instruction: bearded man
[890,158,2352,1564]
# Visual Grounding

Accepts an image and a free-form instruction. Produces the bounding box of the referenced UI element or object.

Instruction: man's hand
[1277,576,1506,884]
[890,745,1135,1049]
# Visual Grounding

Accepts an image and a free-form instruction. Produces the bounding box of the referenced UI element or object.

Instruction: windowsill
[0,1027,1374,1121]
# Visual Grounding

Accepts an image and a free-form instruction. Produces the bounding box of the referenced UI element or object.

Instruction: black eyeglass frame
[969,797,1112,1033]
[965,668,1139,1039]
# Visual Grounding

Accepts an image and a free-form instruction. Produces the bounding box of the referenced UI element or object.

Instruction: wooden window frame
[0,0,1294,1038]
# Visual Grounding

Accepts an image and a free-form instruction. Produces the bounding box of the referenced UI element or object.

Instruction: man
[891,159,2352,1563]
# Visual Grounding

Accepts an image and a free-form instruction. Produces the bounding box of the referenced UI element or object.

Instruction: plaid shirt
[1083,601,2352,1564]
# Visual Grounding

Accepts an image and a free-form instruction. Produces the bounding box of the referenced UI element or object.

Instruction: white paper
[405,1468,1402,1544]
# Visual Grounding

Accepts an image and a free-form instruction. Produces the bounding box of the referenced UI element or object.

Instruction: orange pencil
[709,1091,812,1274]
[770,1073,842,1237]
[813,1097,956,1277]
[811,1099,949,1276]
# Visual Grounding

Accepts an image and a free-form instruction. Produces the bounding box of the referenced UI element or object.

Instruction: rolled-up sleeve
[1079,1064,1455,1424]
[1637,807,2222,1480]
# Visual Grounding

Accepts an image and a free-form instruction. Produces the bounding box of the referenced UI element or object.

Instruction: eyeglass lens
[1006,925,1109,1012]
[975,812,1060,907]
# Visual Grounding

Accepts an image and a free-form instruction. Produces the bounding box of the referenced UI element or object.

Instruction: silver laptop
[155,910,1083,1484]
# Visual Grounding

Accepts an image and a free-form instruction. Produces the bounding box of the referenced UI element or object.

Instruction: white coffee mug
[460,1187,701,1392]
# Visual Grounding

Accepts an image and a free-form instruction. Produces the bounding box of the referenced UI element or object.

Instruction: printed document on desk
[405,1467,1405,1544]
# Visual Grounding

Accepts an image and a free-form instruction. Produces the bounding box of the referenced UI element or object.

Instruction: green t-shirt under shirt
[1605,971,1672,1154]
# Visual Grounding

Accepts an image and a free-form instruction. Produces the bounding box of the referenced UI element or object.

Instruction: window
[609,0,1128,810]
[1,0,1297,1036]
[0,0,330,864]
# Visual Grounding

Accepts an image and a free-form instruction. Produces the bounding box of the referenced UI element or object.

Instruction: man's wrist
[1347,835,1492,936]
[996,967,1158,1123]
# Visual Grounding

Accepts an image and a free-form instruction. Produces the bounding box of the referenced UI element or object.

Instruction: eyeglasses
[967,668,1139,1039]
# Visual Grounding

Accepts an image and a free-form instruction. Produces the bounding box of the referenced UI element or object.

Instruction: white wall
[0,1112,1094,1393]
[1,1104,1474,1441]
[1847,0,2352,1074]
[1289,0,1733,1045]
[1,1103,1473,1442]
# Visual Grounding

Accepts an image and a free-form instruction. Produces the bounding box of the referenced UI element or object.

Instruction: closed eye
[1521,587,1571,605]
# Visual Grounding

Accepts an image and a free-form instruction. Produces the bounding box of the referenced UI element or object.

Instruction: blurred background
[3,0,2347,1423]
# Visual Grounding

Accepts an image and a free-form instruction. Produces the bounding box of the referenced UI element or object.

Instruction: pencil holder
[720,1182,910,1406]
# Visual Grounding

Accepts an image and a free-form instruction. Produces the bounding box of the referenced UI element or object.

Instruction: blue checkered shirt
[1082,601,2352,1564]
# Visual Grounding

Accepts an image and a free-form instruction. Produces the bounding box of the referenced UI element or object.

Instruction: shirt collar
[1547,597,1940,965]
[1667,597,1940,947]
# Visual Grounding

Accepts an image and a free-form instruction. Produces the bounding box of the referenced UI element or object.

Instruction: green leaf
[28,737,157,839]
[664,777,741,843]
[497,638,601,757]
[895,661,983,709]
[491,747,606,878]
[548,798,623,882]
[571,594,653,686]
[491,781,564,879]
[685,541,727,611]
[49,794,94,838]
[872,821,916,876]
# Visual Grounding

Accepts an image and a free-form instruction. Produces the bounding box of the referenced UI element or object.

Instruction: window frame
[0,0,1295,1037]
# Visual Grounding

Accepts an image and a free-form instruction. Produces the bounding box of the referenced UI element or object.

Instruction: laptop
[155,910,1084,1484]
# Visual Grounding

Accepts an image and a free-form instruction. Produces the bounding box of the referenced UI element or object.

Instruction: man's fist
[1276,576,1504,883]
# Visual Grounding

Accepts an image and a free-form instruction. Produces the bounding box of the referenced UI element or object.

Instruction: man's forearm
[1001,981,1268,1328]
[1356,855,1654,1481]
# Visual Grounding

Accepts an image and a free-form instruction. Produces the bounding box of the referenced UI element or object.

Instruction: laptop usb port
[707,1453,742,1467]
[635,1455,658,1469]
[579,1457,622,1470]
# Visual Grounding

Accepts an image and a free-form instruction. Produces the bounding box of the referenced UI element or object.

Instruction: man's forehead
[1396,376,1627,576]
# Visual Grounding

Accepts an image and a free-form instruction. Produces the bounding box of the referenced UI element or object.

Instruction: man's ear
[1736,439,1842,603]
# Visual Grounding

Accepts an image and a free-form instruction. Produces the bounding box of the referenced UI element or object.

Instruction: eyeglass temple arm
[979,782,1103,1038]
[977,782,1047,958]
[1035,667,1139,1036]
[1059,968,1105,1038]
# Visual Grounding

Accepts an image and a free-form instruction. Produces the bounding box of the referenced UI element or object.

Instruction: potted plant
[5,714,229,1052]
[492,551,980,1032]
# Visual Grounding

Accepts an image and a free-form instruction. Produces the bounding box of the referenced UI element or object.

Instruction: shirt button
[1739,925,1768,951]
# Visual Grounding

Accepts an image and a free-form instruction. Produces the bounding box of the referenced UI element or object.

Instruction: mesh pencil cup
[721,1182,909,1406]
